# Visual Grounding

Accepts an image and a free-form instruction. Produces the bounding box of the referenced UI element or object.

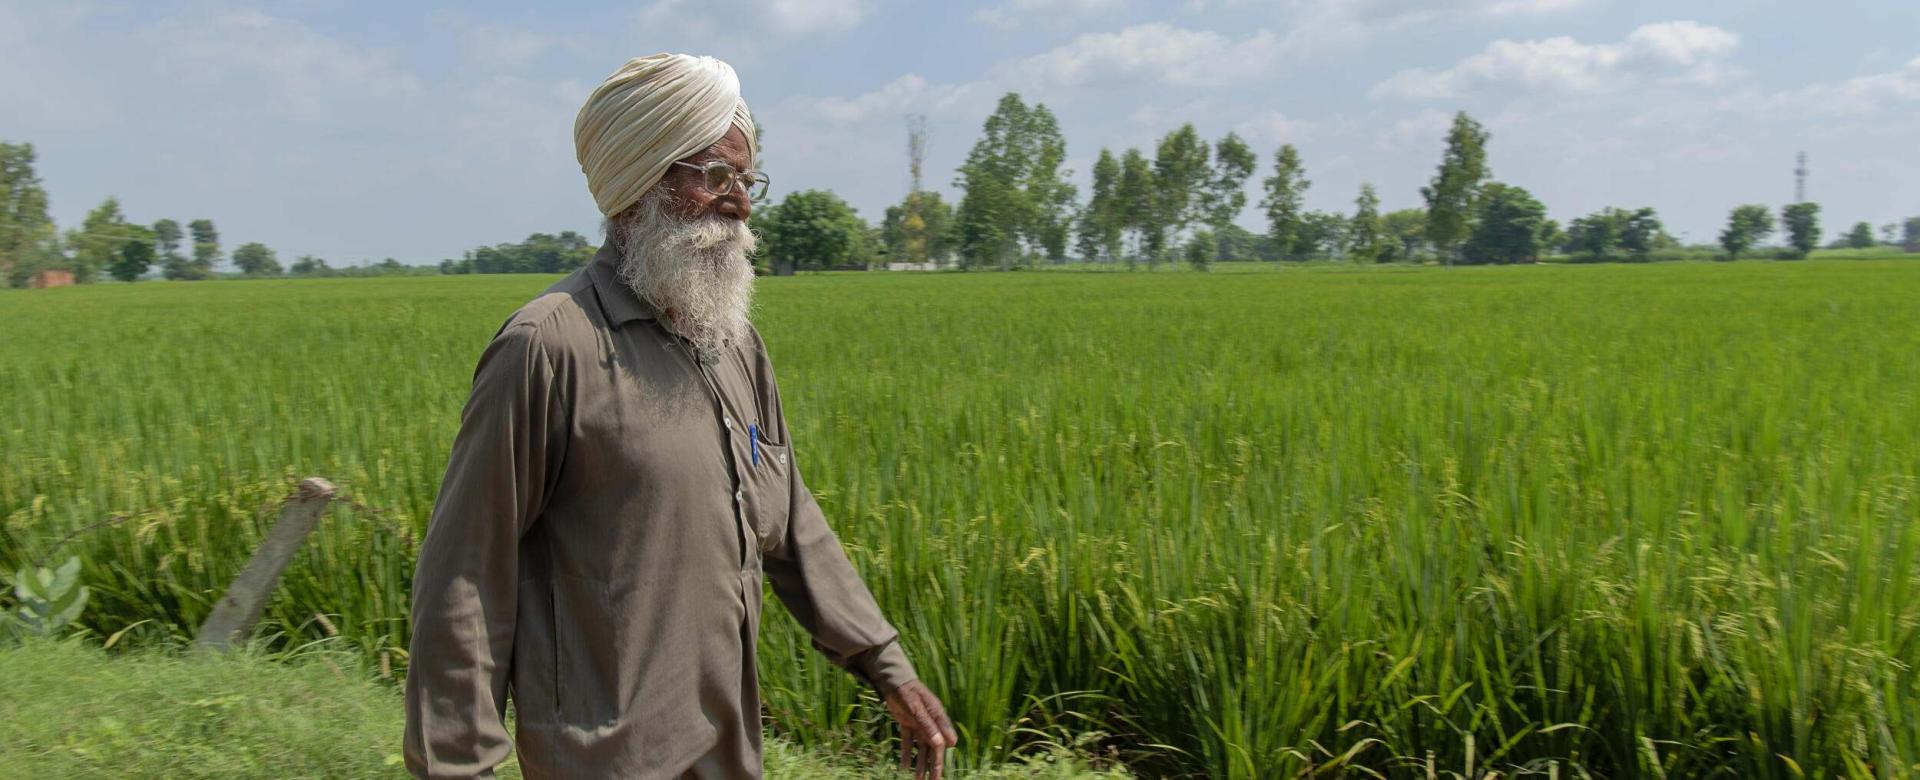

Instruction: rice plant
[2,259,1916,777]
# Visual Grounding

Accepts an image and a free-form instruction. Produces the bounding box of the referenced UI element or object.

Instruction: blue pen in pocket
[749,423,759,466]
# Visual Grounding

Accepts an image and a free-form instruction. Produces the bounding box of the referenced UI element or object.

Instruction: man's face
[611,128,759,363]
[658,126,753,223]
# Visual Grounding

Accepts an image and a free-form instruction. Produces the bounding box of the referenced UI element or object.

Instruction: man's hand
[883,680,958,779]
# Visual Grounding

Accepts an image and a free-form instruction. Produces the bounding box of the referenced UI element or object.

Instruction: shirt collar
[586,242,661,326]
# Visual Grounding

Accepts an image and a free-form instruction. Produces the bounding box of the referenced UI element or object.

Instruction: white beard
[612,186,758,363]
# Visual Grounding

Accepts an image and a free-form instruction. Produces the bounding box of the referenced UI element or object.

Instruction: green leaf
[103,619,154,650]
[51,556,81,595]
[13,573,38,603]
[49,583,88,629]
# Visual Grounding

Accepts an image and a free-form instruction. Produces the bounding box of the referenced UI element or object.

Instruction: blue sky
[4,0,1917,266]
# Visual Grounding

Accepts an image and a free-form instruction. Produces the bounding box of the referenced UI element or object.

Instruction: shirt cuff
[853,639,919,695]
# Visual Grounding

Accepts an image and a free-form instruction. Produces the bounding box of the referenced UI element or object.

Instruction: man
[404,53,957,779]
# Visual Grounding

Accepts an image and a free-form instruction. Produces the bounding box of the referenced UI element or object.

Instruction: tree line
[436,231,596,275]
[752,98,1920,272]
[0,142,430,287]
[9,112,1920,286]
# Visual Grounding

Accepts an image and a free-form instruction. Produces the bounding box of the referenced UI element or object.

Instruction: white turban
[574,53,758,217]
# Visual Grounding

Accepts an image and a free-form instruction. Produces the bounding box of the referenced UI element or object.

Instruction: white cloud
[635,0,679,18]
[1233,110,1316,146]
[975,0,1126,28]
[1625,20,1739,66]
[453,21,578,70]
[1481,0,1586,15]
[1378,108,1455,149]
[764,0,868,33]
[796,73,996,125]
[0,3,119,128]
[636,0,864,35]
[145,11,422,122]
[1281,0,1593,51]
[1001,23,1282,89]
[1732,55,1920,117]
[1125,97,1223,126]
[1370,21,1741,100]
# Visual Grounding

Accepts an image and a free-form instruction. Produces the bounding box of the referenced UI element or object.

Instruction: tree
[953,94,1031,269]
[1537,219,1566,255]
[290,255,332,276]
[188,219,220,277]
[1293,211,1348,259]
[1881,223,1900,245]
[66,197,142,284]
[1780,202,1821,258]
[108,225,157,282]
[447,232,596,275]
[1462,183,1545,264]
[1906,217,1920,250]
[882,191,955,266]
[231,242,282,276]
[1022,104,1076,264]
[954,173,1016,271]
[1845,221,1875,249]
[952,93,1072,269]
[1076,148,1124,263]
[1565,210,1621,262]
[1214,223,1261,262]
[1719,204,1774,260]
[1185,228,1215,272]
[151,218,196,280]
[1564,206,1665,263]
[1618,208,1664,262]
[1260,144,1309,261]
[1378,209,1428,263]
[1151,124,1210,250]
[1201,132,1256,233]
[519,231,594,273]
[759,189,869,273]
[1116,148,1155,269]
[1422,111,1491,264]
[1348,183,1383,263]
[1,142,62,287]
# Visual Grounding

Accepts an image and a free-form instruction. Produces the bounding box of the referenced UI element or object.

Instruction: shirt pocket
[550,572,621,727]
[740,424,791,551]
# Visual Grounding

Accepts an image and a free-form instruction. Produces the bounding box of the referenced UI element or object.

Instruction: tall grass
[3,259,1917,777]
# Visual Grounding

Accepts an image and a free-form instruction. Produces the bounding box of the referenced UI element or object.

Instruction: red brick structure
[26,269,74,289]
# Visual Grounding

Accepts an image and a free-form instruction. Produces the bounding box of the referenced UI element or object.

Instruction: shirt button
[734,489,744,502]
[724,417,734,429]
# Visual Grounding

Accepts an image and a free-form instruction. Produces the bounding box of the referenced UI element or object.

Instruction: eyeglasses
[672,159,771,203]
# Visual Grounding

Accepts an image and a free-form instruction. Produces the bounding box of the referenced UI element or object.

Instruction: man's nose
[713,189,749,221]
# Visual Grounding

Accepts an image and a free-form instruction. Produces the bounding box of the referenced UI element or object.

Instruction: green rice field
[3,259,1918,777]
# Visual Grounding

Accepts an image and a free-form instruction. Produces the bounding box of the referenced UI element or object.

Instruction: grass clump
[0,640,1125,779]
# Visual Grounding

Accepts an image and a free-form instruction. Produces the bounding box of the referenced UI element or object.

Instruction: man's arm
[755,347,914,693]
[762,433,958,776]
[404,323,565,780]
[763,458,919,691]
[756,345,958,778]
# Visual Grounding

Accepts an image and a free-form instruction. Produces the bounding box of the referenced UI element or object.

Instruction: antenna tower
[1794,151,1808,203]
[906,114,929,194]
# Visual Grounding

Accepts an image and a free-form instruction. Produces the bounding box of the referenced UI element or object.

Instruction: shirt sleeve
[404,323,566,779]
[756,345,920,696]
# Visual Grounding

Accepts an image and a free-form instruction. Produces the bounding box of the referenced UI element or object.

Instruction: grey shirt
[404,246,917,779]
